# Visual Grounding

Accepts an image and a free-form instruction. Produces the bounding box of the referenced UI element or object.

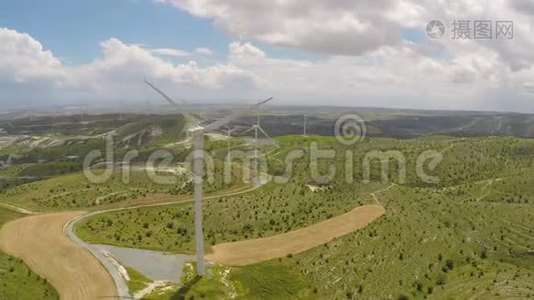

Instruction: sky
[1,0,534,112]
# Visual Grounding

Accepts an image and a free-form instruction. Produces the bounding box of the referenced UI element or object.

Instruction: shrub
[445,259,454,270]
[436,274,446,285]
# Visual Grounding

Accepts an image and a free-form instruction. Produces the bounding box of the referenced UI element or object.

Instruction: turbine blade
[257,126,271,139]
[254,97,273,108]
[144,79,198,125]
[144,79,179,107]
[240,126,256,135]
[204,97,274,132]
[223,124,235,135]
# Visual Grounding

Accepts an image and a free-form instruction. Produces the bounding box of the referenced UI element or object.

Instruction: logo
[334,114,367,145]
[426,20,445,39]
[496,21,513,39]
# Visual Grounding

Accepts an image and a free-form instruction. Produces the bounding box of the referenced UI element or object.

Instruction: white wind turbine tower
[80,103,88,122]
[303,114,308,137]
[242,98,274,180]
[224,125,235,165]
[144,79,272,276]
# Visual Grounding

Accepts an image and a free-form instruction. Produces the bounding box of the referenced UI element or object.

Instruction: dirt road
[206,204,385,266]
[0,212,117,300]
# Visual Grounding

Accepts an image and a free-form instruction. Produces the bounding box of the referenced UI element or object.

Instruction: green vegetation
[0,161,239,211]
[176,263,235,299]
[5,112,534,299]
[229,261,312,299]
[75,181,378,253]
[77,136,534,298]
[285,183,533,298]
[125,266,153,294]
[0,208,59,299]
[147,261,312,300]
[0,170,186,210]
[2,114,187,174]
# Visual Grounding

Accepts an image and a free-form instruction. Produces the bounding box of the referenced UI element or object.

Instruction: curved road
[0,176,268,300]
[64,178,269,299]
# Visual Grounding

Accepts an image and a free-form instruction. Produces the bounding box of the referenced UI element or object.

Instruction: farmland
[0,208,59,300]
[0,161,243,211]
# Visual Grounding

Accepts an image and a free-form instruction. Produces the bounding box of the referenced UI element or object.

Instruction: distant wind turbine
[242,98,274,179]
[224,125,236,165]
[303,115,308,137]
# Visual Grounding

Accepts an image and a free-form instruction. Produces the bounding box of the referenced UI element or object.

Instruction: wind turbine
[144,79,272,276]
[224,125,236,165]
[80,104,88,122]
[242,98,274,180]
[303,114,308,137]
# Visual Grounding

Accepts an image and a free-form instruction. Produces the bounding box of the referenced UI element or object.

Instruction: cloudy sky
[1,0,533,112]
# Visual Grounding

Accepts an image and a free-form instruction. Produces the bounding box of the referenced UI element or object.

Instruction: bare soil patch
[0,212,117,300]
[207,204,385,266]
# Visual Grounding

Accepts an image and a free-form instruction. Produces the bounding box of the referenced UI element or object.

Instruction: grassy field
[0,208,59,299]
[125,266,153,295]
[154,179,533,299]
[142,261,312,299]
[0,170,187,210]
[74,136,534,298]
[0,161,241,211]
[285,182,533,298]
[75,181,380,253]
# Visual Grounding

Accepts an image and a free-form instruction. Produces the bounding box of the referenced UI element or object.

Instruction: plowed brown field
[207,204,385,266]
[0,212,117,300]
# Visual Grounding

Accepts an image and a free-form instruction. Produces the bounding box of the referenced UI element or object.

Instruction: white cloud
[229,42,266,61]
[155,0,412,55]
[195,47,213,56]
[156,0,534,71]
[149,48,191,57]
[0,27,64,83]
[148,0,534,111]
[4,0,534,114]
[0,29,259,106]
